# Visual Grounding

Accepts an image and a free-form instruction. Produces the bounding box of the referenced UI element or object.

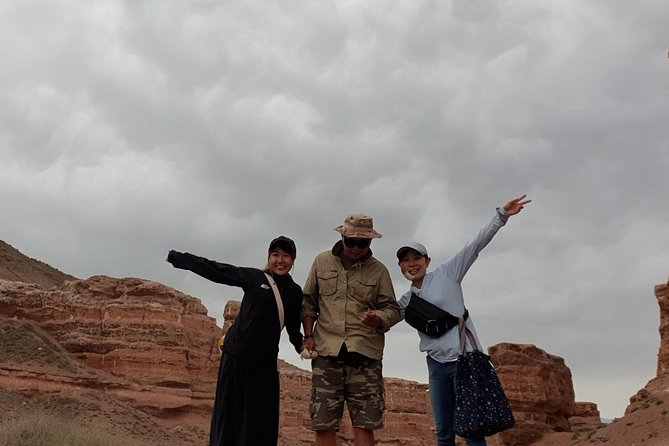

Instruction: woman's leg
[209,354,280,446]
[428,357,488,446]
[237,356,280,446]
[452,359,487,446]
[209,353,236,446]
[427,356,457,446]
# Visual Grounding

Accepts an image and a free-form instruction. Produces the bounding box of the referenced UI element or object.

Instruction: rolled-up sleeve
[373,268,401,332]
[301,259,319,321]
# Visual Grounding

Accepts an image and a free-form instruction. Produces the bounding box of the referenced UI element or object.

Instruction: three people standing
[166,196,529,446]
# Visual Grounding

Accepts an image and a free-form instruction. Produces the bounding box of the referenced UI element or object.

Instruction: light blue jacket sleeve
[436,207,509,284]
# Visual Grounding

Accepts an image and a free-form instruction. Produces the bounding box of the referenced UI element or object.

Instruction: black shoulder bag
[404,292,467,337]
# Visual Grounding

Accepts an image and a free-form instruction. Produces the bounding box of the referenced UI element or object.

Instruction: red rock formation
[655,277,669,376]
[569,402,601,432]
[489,343,576,445]
[0,276,221,417]
[626,276,669,416]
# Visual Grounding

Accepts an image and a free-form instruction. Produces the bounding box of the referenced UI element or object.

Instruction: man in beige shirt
[302,214,401,446]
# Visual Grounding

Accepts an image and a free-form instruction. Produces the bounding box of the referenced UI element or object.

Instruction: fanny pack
[405,292,468,337]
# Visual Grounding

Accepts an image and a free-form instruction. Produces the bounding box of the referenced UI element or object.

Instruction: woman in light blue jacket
[396,195,530,446]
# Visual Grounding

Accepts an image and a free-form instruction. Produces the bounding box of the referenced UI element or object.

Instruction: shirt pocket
[350,277,378,305]
[317,271,339,296]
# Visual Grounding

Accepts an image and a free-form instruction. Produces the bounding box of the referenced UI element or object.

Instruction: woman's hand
[300,337,317,359]
[302,337,315,351]
[503,194,531,216]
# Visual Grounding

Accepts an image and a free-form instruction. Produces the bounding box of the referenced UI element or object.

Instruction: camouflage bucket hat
[334,214,383,239]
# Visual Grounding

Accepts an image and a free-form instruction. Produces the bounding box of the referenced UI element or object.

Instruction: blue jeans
[427,356,486,446]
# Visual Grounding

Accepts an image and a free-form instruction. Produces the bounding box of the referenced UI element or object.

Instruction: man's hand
[361,309,382,328]
[503,194,531,216]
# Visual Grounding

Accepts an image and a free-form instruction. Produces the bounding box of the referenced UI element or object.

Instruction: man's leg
[346,358,384,446]
[311,357,345,445]
[315,429,337,446]
[353,427,375,446]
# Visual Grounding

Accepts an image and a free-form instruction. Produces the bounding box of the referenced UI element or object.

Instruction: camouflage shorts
[309,355,385,431]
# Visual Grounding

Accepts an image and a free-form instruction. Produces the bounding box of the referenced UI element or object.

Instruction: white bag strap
[264,273,285,330]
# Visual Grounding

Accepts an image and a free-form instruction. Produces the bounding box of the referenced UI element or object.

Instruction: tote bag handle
[458,316,481,354]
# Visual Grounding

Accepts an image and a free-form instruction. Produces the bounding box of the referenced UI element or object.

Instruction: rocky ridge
[0,240,76,287]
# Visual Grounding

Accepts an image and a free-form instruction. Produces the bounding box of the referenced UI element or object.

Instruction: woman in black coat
[167,236,304,446]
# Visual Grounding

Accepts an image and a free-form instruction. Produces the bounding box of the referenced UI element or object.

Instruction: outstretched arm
[503,194,531,216]
[437,194,531,283]
[166,250,248,287]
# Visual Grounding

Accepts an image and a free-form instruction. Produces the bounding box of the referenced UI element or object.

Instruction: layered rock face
[627,277,669,414]
[655,278,669,376]
[0,275,222,416]
[489,343,580,445]
[569,402,601,432]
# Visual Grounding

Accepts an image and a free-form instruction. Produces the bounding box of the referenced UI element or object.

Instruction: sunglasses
[343,237,372,249]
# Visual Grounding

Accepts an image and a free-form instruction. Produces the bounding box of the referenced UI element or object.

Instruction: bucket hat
[334,214,382,239]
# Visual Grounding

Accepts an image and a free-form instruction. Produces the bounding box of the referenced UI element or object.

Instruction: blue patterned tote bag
[453,322,515,438]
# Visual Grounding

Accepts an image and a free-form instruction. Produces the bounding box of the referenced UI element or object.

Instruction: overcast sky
[2,0,668,419]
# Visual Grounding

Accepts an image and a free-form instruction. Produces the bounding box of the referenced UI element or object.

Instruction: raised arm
[166,250,249,287]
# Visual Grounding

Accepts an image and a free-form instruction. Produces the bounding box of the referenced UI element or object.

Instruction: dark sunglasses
[343,237,372,249]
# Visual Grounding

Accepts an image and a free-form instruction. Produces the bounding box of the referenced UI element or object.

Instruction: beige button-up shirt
[301,242,401,360]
